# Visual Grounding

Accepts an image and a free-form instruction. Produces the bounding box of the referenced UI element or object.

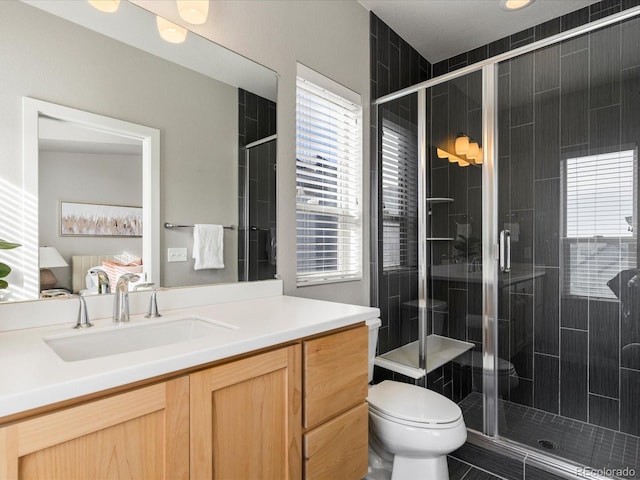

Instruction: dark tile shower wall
[370,0,640,438]
[370,13,431,101]
[237,89,277,281]
[428,71,484,403]
[495,16,640,437]
[432,0,640,77]
[370,13,430,374]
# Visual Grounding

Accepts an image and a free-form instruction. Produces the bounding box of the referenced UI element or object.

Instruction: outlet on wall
[168,247,188,262]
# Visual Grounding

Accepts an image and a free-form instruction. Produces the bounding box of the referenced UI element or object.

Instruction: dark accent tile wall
[488,10,640,439]
[370,13,430,100]
[621,368,640,436]
[371,12,431,375]
[237,89,277,281]
[560,329,588,422]
[432,0,640,76]
[534,354,559,413]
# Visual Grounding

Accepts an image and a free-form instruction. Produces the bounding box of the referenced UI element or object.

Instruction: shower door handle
[500,229,511,273]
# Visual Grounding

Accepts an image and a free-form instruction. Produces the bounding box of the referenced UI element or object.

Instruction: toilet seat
[367,381,463,429]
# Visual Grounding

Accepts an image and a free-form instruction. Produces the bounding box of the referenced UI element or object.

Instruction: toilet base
[368,442,450,480]
[392,454,449,480]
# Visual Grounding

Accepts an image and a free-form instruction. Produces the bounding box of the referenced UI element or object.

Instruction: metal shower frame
[371,5,640,478]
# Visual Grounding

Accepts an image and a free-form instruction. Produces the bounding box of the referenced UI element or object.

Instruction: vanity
[0,280,378,479]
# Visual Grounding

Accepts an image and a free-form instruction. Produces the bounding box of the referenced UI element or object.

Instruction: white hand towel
[193,224,224,270]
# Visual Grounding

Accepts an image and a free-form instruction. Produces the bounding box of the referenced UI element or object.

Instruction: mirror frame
[23,97,160,298]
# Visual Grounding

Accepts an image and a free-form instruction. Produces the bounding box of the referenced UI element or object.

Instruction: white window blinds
[295,71,362,286]
[563,149,638,299]
[381,117,417,270]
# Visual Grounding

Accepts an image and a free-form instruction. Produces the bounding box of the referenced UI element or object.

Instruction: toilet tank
[366,318,382,383]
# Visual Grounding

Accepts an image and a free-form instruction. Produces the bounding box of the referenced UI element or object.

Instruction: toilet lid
[456,351,517,376]
[367,381,462,425]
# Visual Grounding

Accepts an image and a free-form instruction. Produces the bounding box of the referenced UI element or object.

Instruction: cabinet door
[190,345,302,480]
[304,403,368,480]
[303,325,368,428]
[0,377,189,480]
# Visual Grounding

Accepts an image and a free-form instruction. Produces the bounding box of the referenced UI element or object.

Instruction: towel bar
[164,222,236,230]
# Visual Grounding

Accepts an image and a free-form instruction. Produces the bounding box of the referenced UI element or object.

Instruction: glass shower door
[239,138,277,281]
[494,18,640,472]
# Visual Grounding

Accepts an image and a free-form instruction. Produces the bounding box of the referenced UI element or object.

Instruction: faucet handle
[145,289,162,318]
[74,294,93,329]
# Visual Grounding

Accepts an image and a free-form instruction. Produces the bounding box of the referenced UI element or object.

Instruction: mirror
[0,0,277,302]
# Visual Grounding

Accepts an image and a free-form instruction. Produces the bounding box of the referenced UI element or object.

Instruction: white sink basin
[45,317,238,362]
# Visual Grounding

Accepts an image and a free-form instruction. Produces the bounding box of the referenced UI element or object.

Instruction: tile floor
[449,456,506,480]
[459,392,640,478]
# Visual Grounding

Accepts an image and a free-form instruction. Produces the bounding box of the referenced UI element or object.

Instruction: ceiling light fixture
[454,135,469,155]
[156,16,188,44]
[176,0,209,25]
[500,0,535,11]
[437,135,482,167]
[466,142,480,159]
[475,148,483,164]
[437,148,465,164]
[87,0,120,13]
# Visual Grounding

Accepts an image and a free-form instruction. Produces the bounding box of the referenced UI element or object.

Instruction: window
[295,65,362,286]
[562,149,638,299]
[381,116,417,270]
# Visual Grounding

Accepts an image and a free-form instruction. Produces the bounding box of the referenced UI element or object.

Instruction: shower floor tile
[459,392,640,478]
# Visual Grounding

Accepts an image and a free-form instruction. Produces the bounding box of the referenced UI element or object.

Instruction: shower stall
[372,7,640,477]
[238,135,277,282]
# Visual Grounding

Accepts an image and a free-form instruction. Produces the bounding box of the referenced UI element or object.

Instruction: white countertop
[0,294,379,418]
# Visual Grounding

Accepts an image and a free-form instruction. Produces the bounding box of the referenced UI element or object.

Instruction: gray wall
[38,150,143,290]
[0,1,239,296]
[134,0,372,306]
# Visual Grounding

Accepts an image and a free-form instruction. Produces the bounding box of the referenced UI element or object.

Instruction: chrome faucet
[74,294,93,329]
[145,289,162,318]
[40,290,93,329]
[469,255,482,273]
[89,268,110,294]
[113,273,140,324]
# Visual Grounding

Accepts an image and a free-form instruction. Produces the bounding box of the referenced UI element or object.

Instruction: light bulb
[467,142,480,159]
[436,148,449,159]
[87,0,120,13]
[177,0,209,25]
[454,135,469,155]
[500,0,535,10]
[156,16,187,44]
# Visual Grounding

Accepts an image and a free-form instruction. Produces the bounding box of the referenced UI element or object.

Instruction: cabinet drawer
[304,403,368,480]
[303,325,368,428]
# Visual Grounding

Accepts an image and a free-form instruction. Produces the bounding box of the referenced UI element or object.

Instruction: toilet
[366,319,467,480]
[461,315,519,396]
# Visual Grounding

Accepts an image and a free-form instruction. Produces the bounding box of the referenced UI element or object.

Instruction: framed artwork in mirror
[60,201,142,237]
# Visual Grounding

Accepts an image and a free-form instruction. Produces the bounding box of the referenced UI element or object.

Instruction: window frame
[381,115,418,272]
[295,64,363,287]
[561,147,638,299]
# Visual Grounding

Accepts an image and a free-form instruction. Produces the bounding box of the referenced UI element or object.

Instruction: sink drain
[538,439,560,450]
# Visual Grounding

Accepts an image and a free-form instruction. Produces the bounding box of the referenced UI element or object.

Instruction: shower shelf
[426,197,454,204]
[427,237,455,241]
[374,335,474,379]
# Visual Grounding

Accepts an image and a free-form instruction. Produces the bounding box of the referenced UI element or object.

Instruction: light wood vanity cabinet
[0,324,369,480]
[0,376,189,480]
[302,325,369,480]
[190,345,302,480]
